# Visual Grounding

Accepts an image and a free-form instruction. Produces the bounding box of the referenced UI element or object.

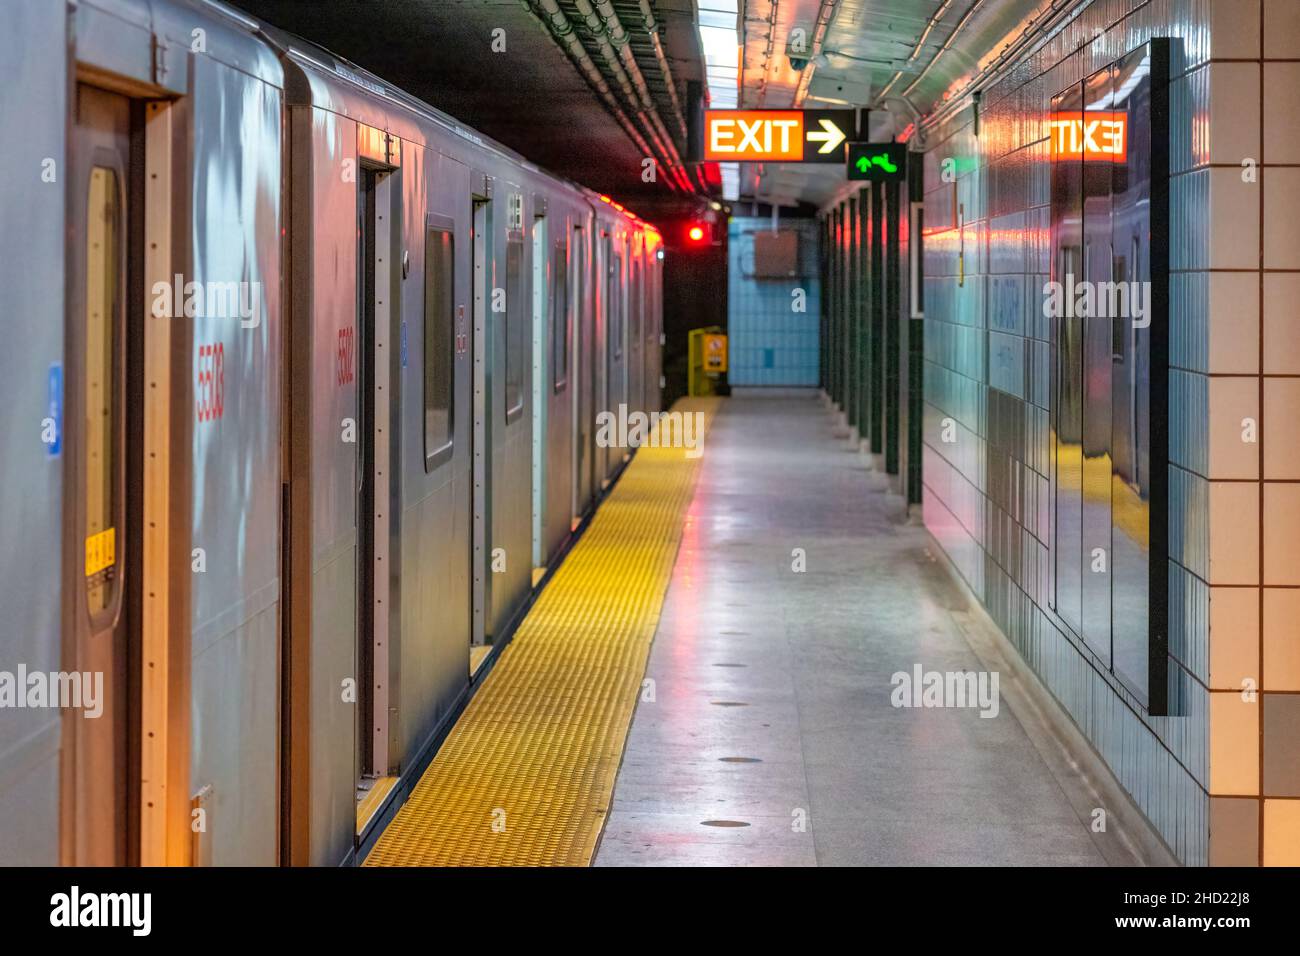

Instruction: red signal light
[688,225,706,242]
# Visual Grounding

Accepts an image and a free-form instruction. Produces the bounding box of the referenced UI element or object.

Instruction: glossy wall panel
[915,0,1222,865]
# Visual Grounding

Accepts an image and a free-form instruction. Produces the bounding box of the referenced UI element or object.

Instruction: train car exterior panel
[0,0,67,868]
[185,28,285,868]
[285,95,361,867]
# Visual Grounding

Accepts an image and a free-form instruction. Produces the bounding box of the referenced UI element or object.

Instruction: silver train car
[0,0,663,866]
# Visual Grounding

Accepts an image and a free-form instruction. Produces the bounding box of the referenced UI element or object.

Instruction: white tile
[1208,272,1259,374]
[1264,0,1300,58]
[1265,168,1300,270]
[1213,0,1261,59]
[1210,63,1261,166]
[1263,800,1300,865]
[1263,274,1300,374]
[1264,63,1300,164]
[1211,167,1261,270]
[1209,586,1260,691]
[1264,483,1300,585]
[1209,692,1259,796]
[1209,376,1260,479]
[1263,273,1300,374]
[1263,588,1300,691]
[1264,378,1300,479]
[1210,481,1260,585]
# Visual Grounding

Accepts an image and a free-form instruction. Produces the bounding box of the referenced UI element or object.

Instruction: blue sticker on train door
[401,321,408,369]
[46,363,62,457]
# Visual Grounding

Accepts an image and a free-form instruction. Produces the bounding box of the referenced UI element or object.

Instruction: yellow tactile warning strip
[364,398,720,866]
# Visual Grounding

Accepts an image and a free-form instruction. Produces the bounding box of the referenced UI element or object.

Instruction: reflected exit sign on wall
[1048,111,1129,162]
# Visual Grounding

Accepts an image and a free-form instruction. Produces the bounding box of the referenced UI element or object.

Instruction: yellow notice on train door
[85,527,116,577]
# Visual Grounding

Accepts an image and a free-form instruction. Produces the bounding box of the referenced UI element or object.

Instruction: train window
[85,165,120,615]
[505,237,525,422]
[610,251,623,360]
[424,225,454,471]
[552,240,568,392]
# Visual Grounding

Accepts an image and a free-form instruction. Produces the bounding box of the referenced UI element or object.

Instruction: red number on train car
[196,342,225,423]
[337,326,355,386]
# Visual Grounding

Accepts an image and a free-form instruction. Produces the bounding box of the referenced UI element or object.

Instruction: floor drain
[719,757,762,763]
[710,701,748,707]
[701,820,750,828]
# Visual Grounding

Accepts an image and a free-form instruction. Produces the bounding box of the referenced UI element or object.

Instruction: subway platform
[365,392,1172,867]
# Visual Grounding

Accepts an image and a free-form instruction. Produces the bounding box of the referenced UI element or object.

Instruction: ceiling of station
[229,0,714,223]
[228,0,1058,216]
[736,0,1054,208]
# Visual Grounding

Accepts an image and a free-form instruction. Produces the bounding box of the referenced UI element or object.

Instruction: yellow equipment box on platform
[688,327,728,396]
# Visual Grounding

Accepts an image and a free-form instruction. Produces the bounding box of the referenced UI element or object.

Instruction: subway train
[0,0,662,866]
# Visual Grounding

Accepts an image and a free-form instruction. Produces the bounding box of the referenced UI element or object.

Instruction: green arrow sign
[847,142,907,182]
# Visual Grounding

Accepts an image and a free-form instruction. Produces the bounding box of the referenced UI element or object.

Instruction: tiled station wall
[919,0,1299,865]
[727,216,821,385]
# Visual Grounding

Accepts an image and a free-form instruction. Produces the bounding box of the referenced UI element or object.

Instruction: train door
[572,226,591,522]
[599,231,621,481]
[609,236,626,470]
[551,229,572,536]
[355,160,399,791]
[530,212,547,572]
[470,183,491,650]
[627,240,642,429]
[65,83,141,866]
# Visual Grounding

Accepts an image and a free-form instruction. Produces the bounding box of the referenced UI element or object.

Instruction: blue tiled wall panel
[727,217,821,386]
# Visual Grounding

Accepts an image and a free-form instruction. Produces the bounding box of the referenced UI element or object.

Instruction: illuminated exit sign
[1049,111,1128,162]
[702,109,854,164]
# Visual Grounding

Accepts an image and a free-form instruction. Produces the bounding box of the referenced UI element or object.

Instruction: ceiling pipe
[529,0,683,192]
[573,0,640,106]
[791,0,840,107]
[568,0,689,190]
[747,0,780,107]
[873,0,956,106]
[635,0,689,140]
[692,163,711,194]
[582,0,693,192]
[899,0,986,100]
[917,0,1074,134]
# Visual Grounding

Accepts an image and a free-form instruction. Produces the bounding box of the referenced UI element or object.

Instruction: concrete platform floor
[594,391,1156,867]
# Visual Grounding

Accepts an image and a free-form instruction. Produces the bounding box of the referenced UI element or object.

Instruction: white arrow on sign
[806,118,847,154]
